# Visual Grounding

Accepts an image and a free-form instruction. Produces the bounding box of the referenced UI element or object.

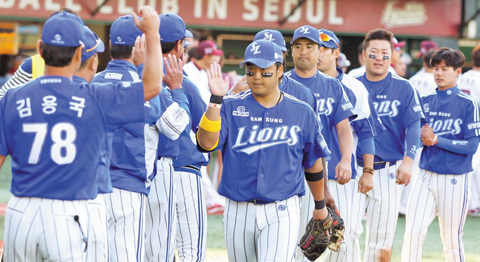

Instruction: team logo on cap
[264,32,275,42]
[300,26,310,34]
[55,34,61,41]
[250,43,261,55]
[51,34,65,44]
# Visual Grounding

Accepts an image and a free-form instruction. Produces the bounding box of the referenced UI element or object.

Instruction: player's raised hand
[230,75,249,95]
[335,159,352,185]
[132,6,159,36]
[163,54,183,90]
[132,34,146,66]
[207,62,229,96]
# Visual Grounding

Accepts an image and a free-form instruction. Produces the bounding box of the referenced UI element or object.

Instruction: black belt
[246,199,275,205]
[358,160,397,169]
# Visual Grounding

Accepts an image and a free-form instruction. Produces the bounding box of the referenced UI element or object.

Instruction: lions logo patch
[278,205,286,211]
[451,178,457,185]
[389,173,395,179]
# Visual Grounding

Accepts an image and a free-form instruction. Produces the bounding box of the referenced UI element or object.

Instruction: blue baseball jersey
[357,72,424,162]
[420,87,480,174]
[157,81,191,158]
[285,69,356,160]
[327,68,385,180]
[202,91,331,202]
[92,60,161,195]
[279,75,317,112]
[173,76,208,174]
[0,76,145,200]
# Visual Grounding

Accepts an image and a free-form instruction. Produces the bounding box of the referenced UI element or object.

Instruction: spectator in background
[187,47,197,63]
[337,52,351,72]
[457,44,480,217]
[347,42,365,76]
[186,29,200,48]
[183,40,223,105]
[391,37,407,77]
[409,50,437,96]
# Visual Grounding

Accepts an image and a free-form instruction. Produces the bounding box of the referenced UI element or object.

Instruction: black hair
[78,53,97,70]
[423,50,435,69]
[49,8,78,17]
[190,30,201,41]
[430,47,465,70]
[363,28,394,51]
[357,42,363,55]
[41,43,78,67]
[472,45,480,67]
[161,38,184,54]
[110,45,134,60]
[187,47,198,63]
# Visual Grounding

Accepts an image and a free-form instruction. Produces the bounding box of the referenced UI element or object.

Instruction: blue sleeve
[358,136,375,156]
[20,57,33,74]
[303,110,331,169]
[0,98,8,156]
[88,82,145,129]
[436,136,480,155]
[405,120,421,159]
[403,84,425,127]
[463,99,480,139]
[144,96,161,125]
[332,80,356,125]
[184,79,206,131]
[136,64,144,79]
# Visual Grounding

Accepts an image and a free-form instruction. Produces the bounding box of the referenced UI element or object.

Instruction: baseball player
[282,25,356,262]
[317,29,384,262]
[458,45,480,216]
[196,39,331,262]
[402,47,480,262]
[90,14,167,262]
[144,13,192,262]
[0,7,162,261]
[356,28,424,262]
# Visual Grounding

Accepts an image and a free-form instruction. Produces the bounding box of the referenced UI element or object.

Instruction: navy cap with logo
[159,14,187,42]
[42,12,85,47]
[319,29,340,49]
[110,15,142,46]
[290,25,322,45]
[254,29,287,52]
[240,40,283,69]
[82,26,105,61]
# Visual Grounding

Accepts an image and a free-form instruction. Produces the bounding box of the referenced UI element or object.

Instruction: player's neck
[294,66,317,78]
[321,66,338,78]
[43,65,75,79]
[252,88,282,108]
[75,70,93,83]
[473,66,480,72]
[365,71,388,82]
[113,58,134,66]
[195,59,210,71]
[438,84,457,91]
[424,67,434,73]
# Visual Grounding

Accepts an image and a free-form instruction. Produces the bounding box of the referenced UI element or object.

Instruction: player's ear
[455,67,462,77]
[277,64,284,78]
[334,49,340,59]
[37,40,44,58]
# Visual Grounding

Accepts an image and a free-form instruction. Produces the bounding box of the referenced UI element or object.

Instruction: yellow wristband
[199,113,221,133]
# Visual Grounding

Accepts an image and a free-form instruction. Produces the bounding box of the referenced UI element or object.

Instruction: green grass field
[1,157,479,261]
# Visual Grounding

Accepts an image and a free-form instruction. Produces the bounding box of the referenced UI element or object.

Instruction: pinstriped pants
[402,170,470,262]
[86,194,108,262]
[175,171,207,262]
[3,197,89,262]
[145,157,176,262]
[224,196,300,262]
[359,162,403,262]
[105,188,146,262]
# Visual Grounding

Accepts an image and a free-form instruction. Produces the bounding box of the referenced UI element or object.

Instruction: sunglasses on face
[320,33,339,48]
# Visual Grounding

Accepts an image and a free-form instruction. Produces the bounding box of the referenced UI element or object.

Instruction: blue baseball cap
[42,12,85,47]
[319,29,340,49]
[159,14,187,42]
[82,26,105,61]
[254,29,287,52]
[290,25,322,45]
[240,40,283,69]
[184,29,193,47]
[110,15,142,46]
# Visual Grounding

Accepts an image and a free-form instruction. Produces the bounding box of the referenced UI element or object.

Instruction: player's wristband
[314,199,325,210]
[210,94,223,105]
[363,167,374,175]
[305,170,324,182]
[433,135,438,145]
[209,103,221,109]
[199,114,221,133]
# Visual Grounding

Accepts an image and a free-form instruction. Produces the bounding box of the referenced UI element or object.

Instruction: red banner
[0,0,461,37]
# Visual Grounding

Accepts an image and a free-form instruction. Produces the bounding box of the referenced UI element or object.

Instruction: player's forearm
[436,136,480,155]
[0,154,5,171]
[361,153,374,169]
[405,120,421,160]
[197,106,221,150]
[336,119,353,161]
[142,31,162,101]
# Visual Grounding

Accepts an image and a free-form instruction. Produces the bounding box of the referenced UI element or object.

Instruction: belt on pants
[246,199,275,205]
[157,157,173,164]
[358,160,398,170]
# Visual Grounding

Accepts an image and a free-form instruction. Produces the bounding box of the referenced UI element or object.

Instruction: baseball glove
[327,206,345,252]
[298,209,333,261]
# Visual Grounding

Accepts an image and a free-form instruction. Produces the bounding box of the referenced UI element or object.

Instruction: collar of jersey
[291,69,318,84]
[436,86,459,99]
[106,59,137,72]
[335,67,344,81]
[72,75,88,83]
